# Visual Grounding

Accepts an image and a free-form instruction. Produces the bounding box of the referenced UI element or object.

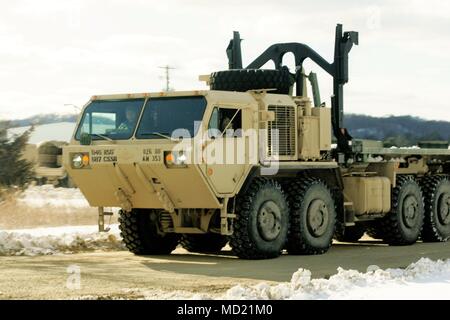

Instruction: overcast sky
[0,0,449,121]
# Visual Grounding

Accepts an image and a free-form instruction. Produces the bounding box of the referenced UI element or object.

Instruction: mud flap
[98,207,113,232]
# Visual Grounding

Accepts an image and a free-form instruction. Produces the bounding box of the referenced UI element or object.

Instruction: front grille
[267,105,296,157]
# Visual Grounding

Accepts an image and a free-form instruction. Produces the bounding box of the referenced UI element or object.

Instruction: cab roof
[91,90,208,101]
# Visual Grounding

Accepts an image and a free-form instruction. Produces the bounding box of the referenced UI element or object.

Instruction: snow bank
[0,224,124,256]
[389,145,420,149]
[225,258,450,300]
[17,185,90,208]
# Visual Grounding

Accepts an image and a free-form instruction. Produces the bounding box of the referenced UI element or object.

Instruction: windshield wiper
[91,133,114,142]
[140,132,179,140]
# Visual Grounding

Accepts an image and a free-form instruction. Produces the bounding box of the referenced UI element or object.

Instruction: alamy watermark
[169,123,282,175]
[66,265,81,290]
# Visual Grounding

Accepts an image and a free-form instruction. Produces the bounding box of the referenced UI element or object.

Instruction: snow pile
[367,155,384,162]
[0,224,124,256]
[390,145,420,150]
[129,289,213,300]
[17,185,90,208]
[225,258,450,300]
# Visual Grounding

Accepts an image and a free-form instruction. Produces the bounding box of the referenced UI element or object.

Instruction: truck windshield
[136,96,207,139]
[75,99,144,140]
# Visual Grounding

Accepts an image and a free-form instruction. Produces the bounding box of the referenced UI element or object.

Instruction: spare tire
[210,68,294,94]
[38,142,60,155]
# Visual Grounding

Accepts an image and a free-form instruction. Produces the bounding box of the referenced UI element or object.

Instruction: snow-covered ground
[3,185,450,299]
[224,258,450,300]
[0,224,124,256]
[78,258,450,300]
[1,185,123,256]
[17,185,90,208]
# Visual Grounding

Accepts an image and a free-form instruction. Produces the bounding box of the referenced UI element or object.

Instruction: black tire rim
[402,194,419,228]
[257,200,282,241]
[438,193,450,225]
[307,199,329,237]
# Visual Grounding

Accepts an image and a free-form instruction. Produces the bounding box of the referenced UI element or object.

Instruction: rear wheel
[286,178,336,255]
[118,209,180,255]
[180,233,228,253]
[421,175,450,242]
[230,178,289,259]
[366,221,385,240]
[335,224,366,242]
[381,175,424,245]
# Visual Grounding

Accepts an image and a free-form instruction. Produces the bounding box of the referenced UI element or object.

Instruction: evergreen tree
[0,125,34,188]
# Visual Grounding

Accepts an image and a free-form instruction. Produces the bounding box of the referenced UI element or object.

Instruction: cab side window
[208,107,242,138]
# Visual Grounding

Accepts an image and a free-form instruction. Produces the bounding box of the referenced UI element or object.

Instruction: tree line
[0,121,34,190]
[344,114,450,147]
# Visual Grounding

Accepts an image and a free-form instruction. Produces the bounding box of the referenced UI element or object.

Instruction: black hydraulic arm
[226,31,243,69]
[227,24,358,154]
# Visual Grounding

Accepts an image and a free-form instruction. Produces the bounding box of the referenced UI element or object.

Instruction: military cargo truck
[35,141,71,187]
[63,24,450,259]
[22,141,75,187]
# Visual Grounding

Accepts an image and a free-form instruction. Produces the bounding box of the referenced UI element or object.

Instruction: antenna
[158,65,176,91]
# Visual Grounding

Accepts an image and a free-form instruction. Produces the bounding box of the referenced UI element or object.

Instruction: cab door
[202,106,249,194]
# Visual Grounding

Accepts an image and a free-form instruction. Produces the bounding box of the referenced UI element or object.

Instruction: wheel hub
[438,193,450,225]
[402,195,419,228]
[307,199,329,237]
[257,201,282,241]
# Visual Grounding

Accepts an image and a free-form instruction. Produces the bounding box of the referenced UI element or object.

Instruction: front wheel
[230,178,289,259]
[118,209,180,255]
[180,233,228,253]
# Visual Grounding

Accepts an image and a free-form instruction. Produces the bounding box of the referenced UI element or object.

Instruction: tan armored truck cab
[64,25,450,259]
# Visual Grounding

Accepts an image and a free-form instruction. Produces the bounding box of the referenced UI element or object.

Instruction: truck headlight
[164,151,188,168]
[72,153,90,169]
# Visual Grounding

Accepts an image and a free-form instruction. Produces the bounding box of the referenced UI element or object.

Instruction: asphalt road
[1,239,450,299]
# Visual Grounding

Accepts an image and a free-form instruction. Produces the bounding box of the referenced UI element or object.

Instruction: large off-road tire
[118,209,180,255]
[210,68,294,94]
[180,233,228,253]
[381,175,424,245]
[334,224,366,242]
[230,178,289,259]
[55,175,76,188]
[286,178,336,255]
[366,221,385,240]
[420,175,450,242]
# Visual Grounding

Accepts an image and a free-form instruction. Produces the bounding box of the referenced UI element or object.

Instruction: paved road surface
[1,240,449,299]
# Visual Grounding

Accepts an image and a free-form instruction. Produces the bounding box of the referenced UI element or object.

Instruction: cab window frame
[207,106,243,139]
[75,98,146,141]
[135,96,207,140]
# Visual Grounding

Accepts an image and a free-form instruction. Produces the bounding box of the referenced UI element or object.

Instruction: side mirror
[80,132,92,145]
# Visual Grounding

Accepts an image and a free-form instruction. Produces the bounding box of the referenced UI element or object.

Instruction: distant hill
[7,114,78,128]
[345,114,450,147]
[8,122,76,144]
[4,112,450,147]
